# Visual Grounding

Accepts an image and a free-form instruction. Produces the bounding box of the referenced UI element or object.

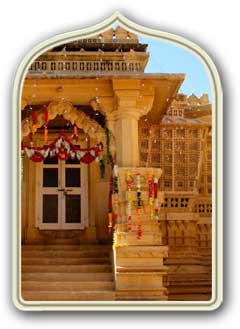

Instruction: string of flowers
[153,177,160,222]
[99,156,105,179]
[105,127,116,231]
[136,173,143,239]
[126,171,134,232]
[112,165,119,232]
[105,127,114,168]
[148,174,154,220]
[44,109,49,144]
[22,132,103,164]
[31,111,37,134]
[108,177,113,233]
[71,123,78,142]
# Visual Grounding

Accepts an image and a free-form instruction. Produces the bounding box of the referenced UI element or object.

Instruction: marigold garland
[112,165,119,232]
[99,157,105,178]
[22,132,103,164]
[106,128,114,168]
[148,174,154,220]
[72,124,79,142]
[31,112,37,134]
[153,177,160,221]
[126,171,134,232]
[44,109,49,144]
[136,173,143,239]
[108,177,113,233]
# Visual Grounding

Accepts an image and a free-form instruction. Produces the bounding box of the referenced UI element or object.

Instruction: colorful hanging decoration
[22,132,103,163]
[153,177,160,222]
[126,171,134,231]
[136,173,143,239]
[44,108,49,144]
[31,112,37,134]
[112,165,119,232]
[106,126,115,232]
[72,124,79,142]
[28,132,34,147]
[99,156,105,179]
[105,128,114,168]
[108,177,113,233]
[148,174,154,220]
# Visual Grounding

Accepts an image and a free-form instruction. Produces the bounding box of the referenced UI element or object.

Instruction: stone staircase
[21,244,115,301]
[165,246,212,301]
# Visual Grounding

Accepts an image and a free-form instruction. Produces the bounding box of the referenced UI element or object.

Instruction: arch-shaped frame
[13,12,222,311]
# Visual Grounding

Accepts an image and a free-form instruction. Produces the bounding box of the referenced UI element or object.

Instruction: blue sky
[139,36,212,99]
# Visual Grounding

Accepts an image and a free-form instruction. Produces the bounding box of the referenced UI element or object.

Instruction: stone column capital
[110,107,142,121]
[112,79,155,119]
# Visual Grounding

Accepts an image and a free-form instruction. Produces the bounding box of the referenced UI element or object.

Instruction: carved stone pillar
[111,79,154,167]
[113,90,141,167]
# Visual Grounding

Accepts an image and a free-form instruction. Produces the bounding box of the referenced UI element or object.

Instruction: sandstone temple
[20,26,212,302]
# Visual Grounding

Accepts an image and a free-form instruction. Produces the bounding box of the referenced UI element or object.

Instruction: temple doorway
[35,153,88,230]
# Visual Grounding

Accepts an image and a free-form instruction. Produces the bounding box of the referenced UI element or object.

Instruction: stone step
[22,291,115,301]
[116,295,167,301]
[168,265,211,274]
[22,272,113,282]
[168,294,211,301]
[22,244,111,251]
[22,264,112,273]
[22,281,114,291]
[168,285,211,294]
[165,258,204,265]
[168,273,211,281]
[21,243,115,301]
[116,290,167,301]
[22,257,110,265]
[22,250,110,258]
[167,279,212,287]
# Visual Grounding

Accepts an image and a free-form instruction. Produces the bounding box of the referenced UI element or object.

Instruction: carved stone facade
[20,27,212,301]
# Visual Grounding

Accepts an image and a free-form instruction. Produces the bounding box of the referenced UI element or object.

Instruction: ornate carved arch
[21,101,115,151]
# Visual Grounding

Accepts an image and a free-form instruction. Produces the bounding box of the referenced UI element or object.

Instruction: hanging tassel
[153,177,160,222]
[136,173,143,239]
[31,112,37,134]
[99,157,105,178]
[43,108,49,144]
[137,208,142,240]
[72,124,78,142]
[44,108,48,123]
[148,174,154,220]
[108,212,113,233]
[108,177,113,233]
[29,132,34,147]
[113,194,119,231]
[112,165,119,232]
[126,171,133,232]
[105,128,114,167]
[44,126,48,144]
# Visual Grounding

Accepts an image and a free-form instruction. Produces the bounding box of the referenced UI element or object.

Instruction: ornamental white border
[12,11,223,311]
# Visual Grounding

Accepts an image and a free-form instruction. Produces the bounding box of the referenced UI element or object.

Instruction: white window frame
[35,159,88,230]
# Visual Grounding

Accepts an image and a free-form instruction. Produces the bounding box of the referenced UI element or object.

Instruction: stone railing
[28,60,144,76]
[75,38,138,44]
[194,199,212,217]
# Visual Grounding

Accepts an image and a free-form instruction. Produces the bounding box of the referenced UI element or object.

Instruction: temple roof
[52,27,148,53]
